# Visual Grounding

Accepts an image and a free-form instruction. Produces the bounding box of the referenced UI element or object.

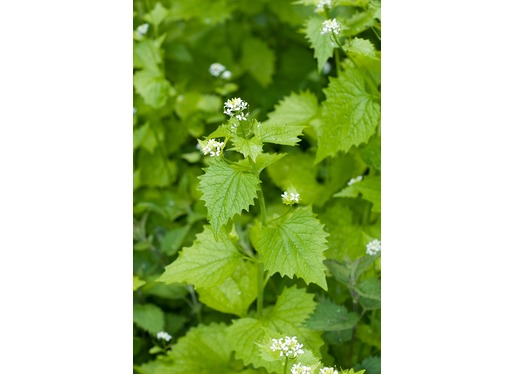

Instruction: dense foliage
[133,0,381,373]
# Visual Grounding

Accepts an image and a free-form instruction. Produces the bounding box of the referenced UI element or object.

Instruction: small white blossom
[133,107,137,115]
[156,331,172,342]
[223,97,249,121]
[366,239,381,255]
[270,336,304,358]
[281,190,300,205]
[319,367,338,374]
[199,138,225,157]
[221,70,232,80]
[321,19,342,35]
[291,363,312,374]
[136,23,149,36]
[315,0,332,14]
[209,63,226,77]
[348,175,363,186]
[322,62,332,75]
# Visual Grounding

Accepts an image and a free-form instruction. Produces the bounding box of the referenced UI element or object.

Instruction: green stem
[283,357,289,374]
[257,262,265,317]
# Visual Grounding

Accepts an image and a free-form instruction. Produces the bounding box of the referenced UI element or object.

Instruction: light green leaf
[256,122,304,146]
[230,136,263,161]
[169,0,236,24]
[133,40,161,73]
[143,2,169,28]
[305,299,359,331]
[316,62,380,162]
[168,323,243,373]
[319,201,380,260]
[197,260,258,317]
[264,91,319,126]
[344,37,378,59]
[198,159,261,235]
[137,149,177,187]
[133,122,158,153]
[157,226,243,288]
[133,304,164,334]
[356,278,381,309]
[342,9,376,37]
[241,37,275,87]
[134,70,172,108]
[133,275,146,291]
[305,17,334,72]
[334,175,381,212]
[160,225,191,256]
[359,136,381,170]
[253,206,329,290]
[253,153,286,172]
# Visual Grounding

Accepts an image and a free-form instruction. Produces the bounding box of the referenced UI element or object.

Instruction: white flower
[133,107,137,115]
[281,190,300,205]
[221,70,232,80]
[198,138,225,157]
[366,239,381,255]
[315,0,332,14]
[321,19,342,35]
[291,363,312,374]
[322,62,332,75]
[209,63,226,77]
[348,175,363,186]
[156,331,172,342]
[136,23,149,36]
[223,97,249,121]
[319,367,338,374]
[270,336,304,358]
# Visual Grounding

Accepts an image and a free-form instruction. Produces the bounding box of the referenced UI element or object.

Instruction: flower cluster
[319,368,338,374]
[281,190,300,205]
[315,0,332,14]
[223,97,249,121]
[366,239,381,255]
[136,23,149,36]
[291,363,312,374]
[156,331,172,342]
[199,138,225,157]
[347,175,363,186]
[270,336,304,358]
[321,19,342,35]
[209,62,232,80]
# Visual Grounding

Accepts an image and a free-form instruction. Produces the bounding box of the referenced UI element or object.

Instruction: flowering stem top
[223,97,249,121]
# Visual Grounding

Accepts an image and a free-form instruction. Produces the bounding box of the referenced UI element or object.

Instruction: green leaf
[157,226,243,289]
[197,260,258,317]
[333,175,381,212]
[226,286,321,373]
[253,206,329,290]
[169,0,236,24]
[133,40,162,73]
[133,303,165,334]
[356,278,381,309]
[264,91,319,126]
[133,275,146,291]
[253,153,286,172]
[359,136,381,170]
[230,136,263,161]
[355,356,381,374]
[137,149,177,187]
[305,299,360,331]
[168,323,243,373]
[198,159,261,235]
[316,62,380,162]
[160,225,191,256]
[133,122,158,153]
[344,37,378,59]
[143,2,169,28]
[305,17,334,72]
[255,122,305,146]
[319,201,380,260]
[342,10,376,37]
[134,70,172,108]
[241,37,275,87]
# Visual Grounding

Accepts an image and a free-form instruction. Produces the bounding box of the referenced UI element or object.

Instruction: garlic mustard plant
[156,331,172,342]
[319,367,338,374]
[136,23,149,36]
[321,19,342,35]
[315,0,332,14]
[198,138,225,157]
[281,190,300,205]
[347,176,363,186]
[291,363,312,374]
[366,239,381,255]
[223,97,249,121]
[270,336,305,358]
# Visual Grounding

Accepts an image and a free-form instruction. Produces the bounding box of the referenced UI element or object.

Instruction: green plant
[133,0,381,373]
